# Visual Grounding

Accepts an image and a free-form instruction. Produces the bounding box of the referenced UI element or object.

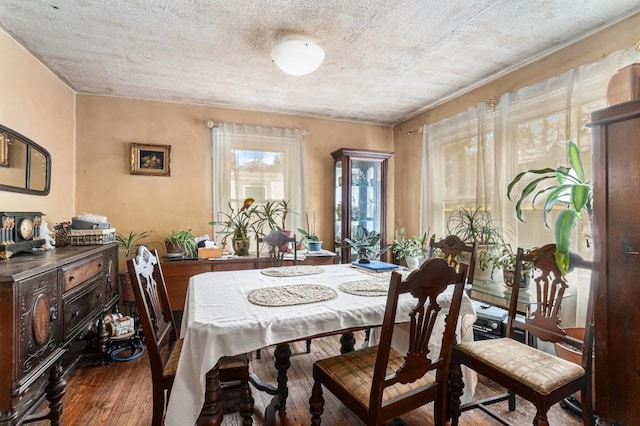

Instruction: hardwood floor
[34,333,583,425]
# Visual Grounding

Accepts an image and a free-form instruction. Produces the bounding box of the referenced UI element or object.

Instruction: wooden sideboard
[162,252,336,310]
[0,244,118,425]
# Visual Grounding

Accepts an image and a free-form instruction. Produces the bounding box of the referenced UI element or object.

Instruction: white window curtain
[419,46,640,326]
[211,123,305,240]
[420,45,640,247]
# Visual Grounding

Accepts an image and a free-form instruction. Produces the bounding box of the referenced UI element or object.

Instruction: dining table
[164,263,477,426]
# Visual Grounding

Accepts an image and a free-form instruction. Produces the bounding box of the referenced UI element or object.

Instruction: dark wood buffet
[0,244,118,425]
[162,252,336,310]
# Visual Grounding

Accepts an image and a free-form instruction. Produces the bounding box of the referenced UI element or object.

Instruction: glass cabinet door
[332,148,392,263]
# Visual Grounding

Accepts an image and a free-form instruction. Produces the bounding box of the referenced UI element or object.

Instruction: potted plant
[507,141,592,275]
[297,212,321,251]
[164,228,198,258]
[209,198,257,256]
[115,230,150,302]
[446,206,506,280]
[253,199,297,234]
[392,236,424,269]
[482,243,534,288]
[343,226,391,263]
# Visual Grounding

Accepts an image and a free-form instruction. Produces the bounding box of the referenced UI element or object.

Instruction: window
[211,123,305,235]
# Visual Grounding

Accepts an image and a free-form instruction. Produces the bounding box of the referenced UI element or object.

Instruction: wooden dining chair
[127,246,255,426]
[428,234,477,286]
[449,243,594,426]
[309,256,468,425]
[256,230,297,268]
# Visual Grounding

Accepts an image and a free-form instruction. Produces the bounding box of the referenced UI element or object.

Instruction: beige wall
[76,95,393,253]
[392,12,640,237]
[0,29,75,222]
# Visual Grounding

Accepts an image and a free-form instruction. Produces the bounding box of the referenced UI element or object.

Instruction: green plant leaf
[514,175,555,221]
[567,142,585,182]
[571,184,590,213]
[554,209,577,257]
[507,167,557,200]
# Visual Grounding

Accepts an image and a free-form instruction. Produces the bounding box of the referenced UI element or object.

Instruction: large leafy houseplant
[507,141,592,275]
[343,227,391,263]
[446,207,506,278]
[209,198,257,255]
[164,228,198,258]
[115,230,150,302]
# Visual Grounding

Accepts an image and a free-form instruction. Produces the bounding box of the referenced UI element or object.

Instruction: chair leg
[533,408,549,426]
[508,390,516,411]
[239,379,254,426]
[151,385,165,426]
[306,339,312,353]
[580,386,595,426]
[309,380,325,425]
[448,362,464,426]
[256,349,261,359]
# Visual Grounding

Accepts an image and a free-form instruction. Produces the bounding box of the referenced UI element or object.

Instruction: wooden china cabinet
[331,148,392,263]
[590,97,640,424]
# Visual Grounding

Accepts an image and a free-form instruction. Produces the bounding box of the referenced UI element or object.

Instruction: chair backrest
[127,246,178,378]
[369,257,468,409]
[507,243,594,367]
[428,234,477,285]
[256,230,297,267]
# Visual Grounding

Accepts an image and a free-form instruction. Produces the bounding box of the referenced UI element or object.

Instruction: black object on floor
[384,418,407,426]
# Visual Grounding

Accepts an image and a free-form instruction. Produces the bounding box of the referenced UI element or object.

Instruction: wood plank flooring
[34,333,582,425]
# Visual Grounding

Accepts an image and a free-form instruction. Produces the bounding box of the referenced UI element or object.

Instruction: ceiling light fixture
[271,38,325,76]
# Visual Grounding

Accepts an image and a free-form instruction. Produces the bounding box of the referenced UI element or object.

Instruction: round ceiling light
[271,38,325,76]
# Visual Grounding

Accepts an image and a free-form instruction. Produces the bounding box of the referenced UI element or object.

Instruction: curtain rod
[406,127,423,136]
[203,120,308,135]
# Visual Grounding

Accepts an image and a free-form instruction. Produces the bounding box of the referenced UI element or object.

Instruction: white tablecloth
[165,264,476,425]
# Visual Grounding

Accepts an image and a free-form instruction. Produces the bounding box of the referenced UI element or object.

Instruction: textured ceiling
[1,0,639,124]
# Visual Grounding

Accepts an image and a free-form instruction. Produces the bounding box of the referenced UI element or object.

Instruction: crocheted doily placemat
[338,279,390,297]
[260,265,325,277]
[247,284,337,306]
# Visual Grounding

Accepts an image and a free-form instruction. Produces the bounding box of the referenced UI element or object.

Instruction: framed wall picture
[130,143,171,176]
[0,132,8,167]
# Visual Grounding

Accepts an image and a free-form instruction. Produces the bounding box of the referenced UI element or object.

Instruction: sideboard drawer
[62,277,104,342]
[61,253,104,293]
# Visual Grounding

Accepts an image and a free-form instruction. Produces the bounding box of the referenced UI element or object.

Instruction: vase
[233,237,251,256]
[503,269,530,289]
[606,63,640,106]
[308,240,322,252]
[405,256,419,269]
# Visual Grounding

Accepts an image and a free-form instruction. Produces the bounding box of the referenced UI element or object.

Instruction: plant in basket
[115,230,151,303]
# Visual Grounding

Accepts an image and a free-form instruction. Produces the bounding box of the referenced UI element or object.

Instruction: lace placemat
[339,279,390,296]
[351,267,394,281]
[247,284,337,306]
[260,265,325,277]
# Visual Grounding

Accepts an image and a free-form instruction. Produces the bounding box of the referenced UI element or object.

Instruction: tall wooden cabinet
[331,148,392,263]
[590,98,640,424]
[0,244,118,425]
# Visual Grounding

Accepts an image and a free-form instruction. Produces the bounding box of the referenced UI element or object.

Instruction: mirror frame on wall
[0,124,51,196]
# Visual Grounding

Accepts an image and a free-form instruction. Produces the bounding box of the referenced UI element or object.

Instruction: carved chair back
[428,234,477,285]
[127,246,177,381]
[508,244,592,359]
[369,257,468,414]
[257,230,297,267]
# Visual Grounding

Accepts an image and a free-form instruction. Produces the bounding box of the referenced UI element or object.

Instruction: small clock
[19,217,34,240]
[0,212,45,259]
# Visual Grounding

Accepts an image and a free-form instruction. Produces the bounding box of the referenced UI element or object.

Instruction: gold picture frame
[130,143,171,176]
[0,132,8,167]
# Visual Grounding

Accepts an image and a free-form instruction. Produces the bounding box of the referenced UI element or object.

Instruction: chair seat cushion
[164,337,184,378]
[455,338,585,394]
[314,345,436,408]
